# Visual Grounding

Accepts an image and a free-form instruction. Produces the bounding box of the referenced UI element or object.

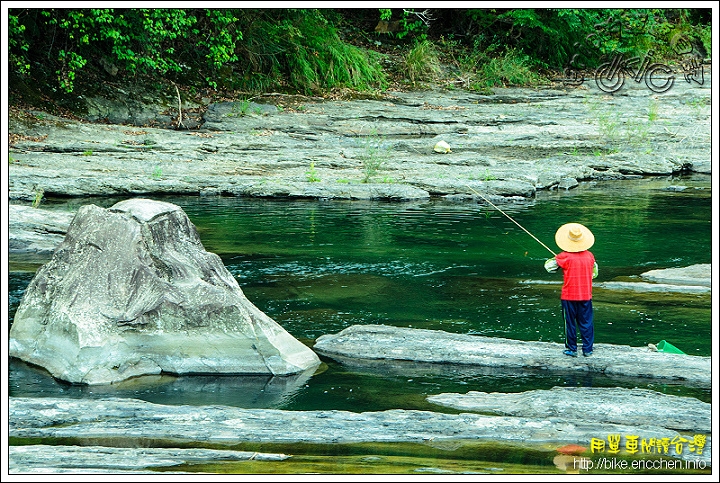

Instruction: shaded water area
[7,174,712,474]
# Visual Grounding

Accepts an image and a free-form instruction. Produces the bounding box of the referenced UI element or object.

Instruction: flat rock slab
[8,204,75,255]
[9,445,289,474]
[313,325,711,387]
[641,264,711,287]
[427,387,710,433]
[596,281,710,294]
[9,397,710,467]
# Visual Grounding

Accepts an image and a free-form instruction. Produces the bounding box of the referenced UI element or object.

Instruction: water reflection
[10,360,319,409]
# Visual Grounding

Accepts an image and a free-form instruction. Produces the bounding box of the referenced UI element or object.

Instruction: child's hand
[544,258,558,272]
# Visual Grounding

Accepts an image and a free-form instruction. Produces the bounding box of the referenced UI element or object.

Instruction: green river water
[7,174,712,475]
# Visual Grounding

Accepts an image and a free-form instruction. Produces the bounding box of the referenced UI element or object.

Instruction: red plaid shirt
[555,250,596,301]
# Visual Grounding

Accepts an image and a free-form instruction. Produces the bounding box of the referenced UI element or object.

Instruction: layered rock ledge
[313,325,711,388]
[8,80,711,203]
[595,263,711,294]
[9,445,289,474]
[427,387,710,433]
[9,396,710,472]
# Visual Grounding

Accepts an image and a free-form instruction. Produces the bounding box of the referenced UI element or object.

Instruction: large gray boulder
[9,198,320,384]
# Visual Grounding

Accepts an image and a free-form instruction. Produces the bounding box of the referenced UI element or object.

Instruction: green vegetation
[227,100,250,117]
[359,130,391,183]
[7,8,711,104]
[402,39,442,85]
[32,187,44,208]
[469,169,496,181]
[305,161,320,182]
[474,48,546,88]
[647,100,660,122]
[585,98,658,152]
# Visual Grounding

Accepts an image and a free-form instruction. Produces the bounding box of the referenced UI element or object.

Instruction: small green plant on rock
[32,187,44,208]
[360,129,391,183]
[151,166,163,179]
[306,161,321,182]
[624,118,651,148]
[647,100,660,122]
[228,100,251,118]
[359,129,391,183]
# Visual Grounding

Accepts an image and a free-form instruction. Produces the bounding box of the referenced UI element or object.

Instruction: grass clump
[402,39,443,86]
[475,49,545,88]
[277,12,388,94]
[32,187,44,208]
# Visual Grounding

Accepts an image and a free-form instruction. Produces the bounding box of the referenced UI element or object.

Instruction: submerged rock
[427,387,710,433]
[9,198,320,384]
[595,281,710,294]
[313,325,711,387]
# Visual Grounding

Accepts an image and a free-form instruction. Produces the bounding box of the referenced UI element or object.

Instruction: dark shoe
[563,350,578,357]
[583,351,593,357]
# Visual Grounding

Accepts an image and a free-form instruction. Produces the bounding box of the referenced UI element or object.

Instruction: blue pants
[561,299,594,354]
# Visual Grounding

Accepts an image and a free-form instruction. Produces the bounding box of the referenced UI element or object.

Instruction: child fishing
[544,223,598,357]
[471,192,598,358]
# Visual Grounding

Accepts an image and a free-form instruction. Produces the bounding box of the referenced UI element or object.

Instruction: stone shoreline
[8,76,711,203]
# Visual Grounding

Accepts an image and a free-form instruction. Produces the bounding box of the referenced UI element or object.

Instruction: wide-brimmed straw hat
[555,223,594,252]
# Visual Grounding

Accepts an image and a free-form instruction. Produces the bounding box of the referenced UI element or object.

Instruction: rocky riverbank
[8,74,711,204]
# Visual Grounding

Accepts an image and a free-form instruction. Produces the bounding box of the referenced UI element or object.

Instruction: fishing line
[428,156,557,257]
[481,209,536,255]
[472,189,557,257]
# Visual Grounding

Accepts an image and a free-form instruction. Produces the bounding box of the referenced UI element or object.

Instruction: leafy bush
[7,7,710,96]
[462,8,709,70]
[7,8,387,94]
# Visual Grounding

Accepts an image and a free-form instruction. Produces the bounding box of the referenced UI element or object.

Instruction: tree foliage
[7,7,711,95]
